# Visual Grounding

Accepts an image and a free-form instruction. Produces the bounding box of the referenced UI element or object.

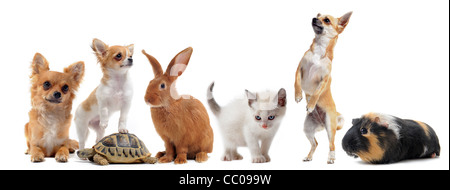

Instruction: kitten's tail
[207,82,221,116]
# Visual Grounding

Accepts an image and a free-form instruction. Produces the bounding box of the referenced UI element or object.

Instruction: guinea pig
[342,112,440,164]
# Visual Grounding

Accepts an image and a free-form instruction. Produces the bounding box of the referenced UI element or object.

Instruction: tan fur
[142,47,214,164]
[415,120,430,138]
[25,53,84,162]
[358,134,385,163]
[294,12,352,164]
[81,87,98,112]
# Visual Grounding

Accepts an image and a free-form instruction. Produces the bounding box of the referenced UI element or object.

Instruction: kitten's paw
[263,154,271,162]
[252,155,267,163]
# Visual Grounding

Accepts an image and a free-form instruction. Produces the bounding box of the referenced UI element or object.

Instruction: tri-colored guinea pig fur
[342,113,440,164]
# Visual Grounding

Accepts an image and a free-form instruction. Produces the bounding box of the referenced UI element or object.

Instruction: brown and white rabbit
[142,47,214,164]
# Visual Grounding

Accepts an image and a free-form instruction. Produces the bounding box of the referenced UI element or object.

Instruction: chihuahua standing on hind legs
[294,11,352,164]
[75,39,134,149]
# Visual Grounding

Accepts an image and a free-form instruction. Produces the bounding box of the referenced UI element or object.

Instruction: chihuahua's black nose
[312,18,319,24]
[128,58,133,63]
[53,91,61,99]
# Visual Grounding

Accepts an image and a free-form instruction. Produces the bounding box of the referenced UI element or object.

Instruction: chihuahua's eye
[43,81,51,90]
[360,128,368,135]
[115,53,122,60]
[61,85,69,94]
[268,116,275,120]
[255,116,261,120]
[324,18,330,23]
[160,83,165,89]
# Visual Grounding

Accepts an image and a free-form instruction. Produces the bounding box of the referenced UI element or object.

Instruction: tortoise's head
[77,148,95,159]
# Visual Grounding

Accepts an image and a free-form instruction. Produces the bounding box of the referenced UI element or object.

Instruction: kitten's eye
[43,81,51,90]
[61,84,69,94]
[324,18,330,23]
[360,128,368,135]
[268,116,275,120]
[160,83,166,90]
[255,116,261,120]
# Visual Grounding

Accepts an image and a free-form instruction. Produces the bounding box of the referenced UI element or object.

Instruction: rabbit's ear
[165,47,193,80]
[142,49,163,77]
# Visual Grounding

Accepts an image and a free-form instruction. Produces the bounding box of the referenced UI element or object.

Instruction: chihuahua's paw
[303,157,313,162]
[252,155,267,163]
[306,105,315,113]
[55,153,69,163]
[118,128,128,133]
[31,152,45,162]
[295,94,303,103]
[99,121,108,129]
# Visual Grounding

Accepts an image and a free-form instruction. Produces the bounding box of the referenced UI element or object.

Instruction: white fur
[215,91,286,163]
[36,105,67,156]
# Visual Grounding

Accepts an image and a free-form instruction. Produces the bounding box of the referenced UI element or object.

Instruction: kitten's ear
[275,88,287,107]
[245,89,257,107]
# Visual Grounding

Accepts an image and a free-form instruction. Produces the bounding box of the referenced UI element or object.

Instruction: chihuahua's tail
[337,112,344,130]
[207,82,221,116]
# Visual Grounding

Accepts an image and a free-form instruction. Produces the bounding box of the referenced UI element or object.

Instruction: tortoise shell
[93,133,151,163]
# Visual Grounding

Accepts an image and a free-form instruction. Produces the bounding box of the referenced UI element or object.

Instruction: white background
[0,0,448,170]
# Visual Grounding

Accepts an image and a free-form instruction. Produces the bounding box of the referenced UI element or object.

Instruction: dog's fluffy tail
[207,82,221,116]
[336,112,344,130]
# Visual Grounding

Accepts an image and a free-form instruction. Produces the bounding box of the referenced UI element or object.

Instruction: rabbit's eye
[160,83,165,89]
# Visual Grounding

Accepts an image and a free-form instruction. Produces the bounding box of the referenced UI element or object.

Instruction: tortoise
[77,133,157,165]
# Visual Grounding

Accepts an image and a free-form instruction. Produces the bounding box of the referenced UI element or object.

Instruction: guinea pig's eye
[61,84,69,94]
[268,116,275,120]
[255,116,262,120]
[324,18,330,23]
[43,81,51,90]
[360,128,368,135]
[160,83,165,89]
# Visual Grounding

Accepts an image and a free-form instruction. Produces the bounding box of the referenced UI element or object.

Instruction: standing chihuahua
[294,12,352,164]
[75,38,134,149]
[25,53,84,162]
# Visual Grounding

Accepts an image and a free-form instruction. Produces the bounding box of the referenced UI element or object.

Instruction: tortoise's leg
[142,156,158,164]
[93,154,109,165]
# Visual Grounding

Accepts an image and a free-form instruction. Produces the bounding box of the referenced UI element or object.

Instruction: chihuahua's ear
[31,53,50,75]
[337,11,352,33]
[92,38,109,58]
[142,49,163,77]
[165,47,193,80]
[64,61,85,84]
[127,44,134,55]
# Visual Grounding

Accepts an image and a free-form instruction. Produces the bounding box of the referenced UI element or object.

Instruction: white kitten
[207,82,287,163]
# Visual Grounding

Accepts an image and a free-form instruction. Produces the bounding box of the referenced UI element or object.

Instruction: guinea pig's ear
[374,117,389,128]
[352,118,361,125]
